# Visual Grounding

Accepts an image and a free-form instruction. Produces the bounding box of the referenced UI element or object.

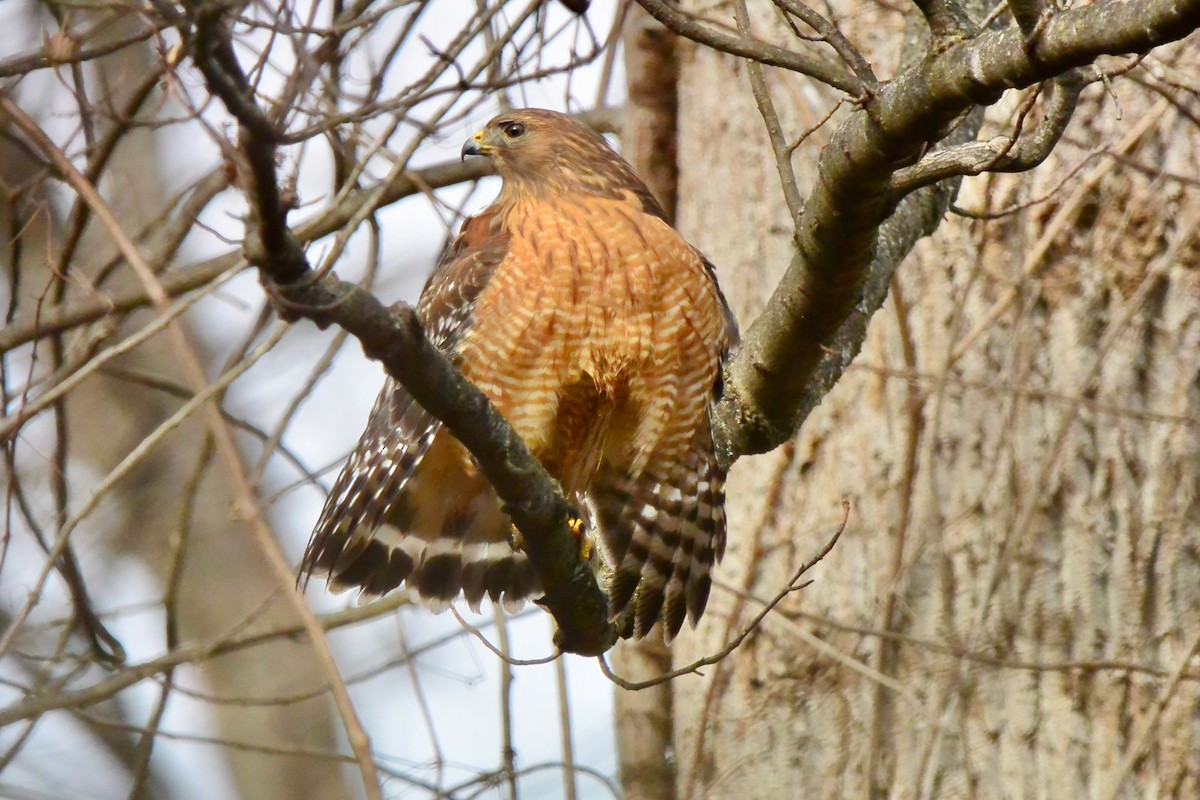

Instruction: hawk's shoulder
[418,208,511,351]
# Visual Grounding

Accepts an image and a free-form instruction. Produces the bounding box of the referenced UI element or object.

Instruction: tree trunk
[653,5,1200,799]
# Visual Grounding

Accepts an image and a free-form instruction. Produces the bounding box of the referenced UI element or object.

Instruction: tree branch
[635,0,865,96]
[713,0,1200,460]
[890,70,1084,193]
[910,0,977,48]
[772,0,878,86]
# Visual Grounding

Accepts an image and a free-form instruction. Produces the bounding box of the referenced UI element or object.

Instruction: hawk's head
[462,108,646,201]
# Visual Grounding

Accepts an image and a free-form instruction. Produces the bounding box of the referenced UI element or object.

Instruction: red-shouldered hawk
[301,109,737,641]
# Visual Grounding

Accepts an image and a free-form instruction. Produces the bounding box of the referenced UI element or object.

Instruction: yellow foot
[509,523,525,552]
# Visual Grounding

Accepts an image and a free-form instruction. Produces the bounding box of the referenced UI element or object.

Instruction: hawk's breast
[459,194,727,488]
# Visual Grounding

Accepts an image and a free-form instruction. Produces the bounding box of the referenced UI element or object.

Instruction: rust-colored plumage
[302,109,737,640]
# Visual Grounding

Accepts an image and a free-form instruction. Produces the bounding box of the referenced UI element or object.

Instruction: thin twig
[599,501,850,690]
[735,0,804,220]
[493,607,519,800]
[450,607,559,666]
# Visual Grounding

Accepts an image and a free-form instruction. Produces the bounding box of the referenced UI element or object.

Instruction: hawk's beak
[461,131,486,161]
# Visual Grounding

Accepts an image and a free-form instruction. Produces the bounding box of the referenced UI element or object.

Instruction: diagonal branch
[635,0,865,95]
[712,0,1200,461]
[890,71,1084,193]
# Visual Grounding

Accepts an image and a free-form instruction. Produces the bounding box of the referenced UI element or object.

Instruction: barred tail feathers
[592,438,728,641]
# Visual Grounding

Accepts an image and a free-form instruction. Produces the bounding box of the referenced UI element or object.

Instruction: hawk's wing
[300,210,510,594]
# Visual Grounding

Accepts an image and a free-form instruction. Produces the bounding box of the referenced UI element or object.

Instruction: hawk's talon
[509,523,525,552]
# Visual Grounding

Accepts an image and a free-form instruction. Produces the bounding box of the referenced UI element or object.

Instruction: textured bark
[666,5,1200,799]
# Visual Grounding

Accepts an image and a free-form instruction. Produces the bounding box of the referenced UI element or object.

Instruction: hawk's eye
[502,122,526,139]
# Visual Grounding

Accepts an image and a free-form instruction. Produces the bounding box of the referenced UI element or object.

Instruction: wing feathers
[299,209,534,611]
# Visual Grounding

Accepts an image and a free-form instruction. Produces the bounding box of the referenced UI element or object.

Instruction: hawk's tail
[308,521,541,615]
[591,437,728,641]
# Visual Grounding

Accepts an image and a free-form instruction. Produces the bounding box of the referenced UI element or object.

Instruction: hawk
[301,109,737,640]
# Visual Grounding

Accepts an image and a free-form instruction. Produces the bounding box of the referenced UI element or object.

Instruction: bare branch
[599,501,850,691]
[635,0,866,96]
[772,0,877,86]
[0,25,161,78]
[909,0,978,46]
[736,0,805,220]
[890,69,1084,192]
